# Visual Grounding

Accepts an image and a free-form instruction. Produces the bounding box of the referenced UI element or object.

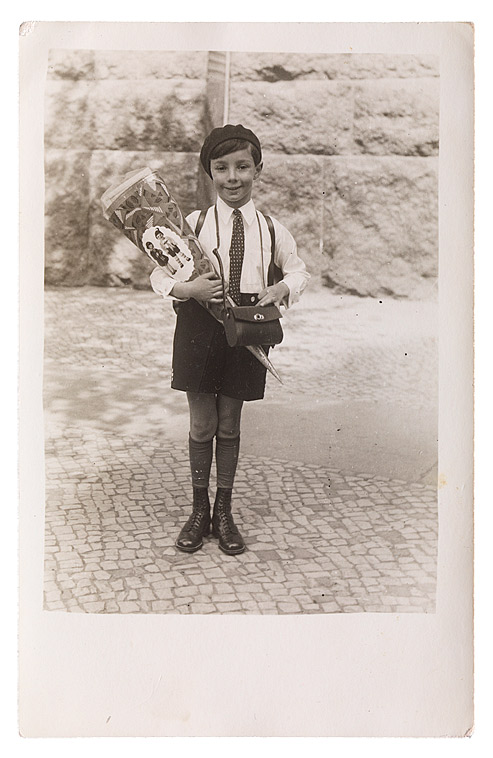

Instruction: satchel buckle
[253,313,265,321]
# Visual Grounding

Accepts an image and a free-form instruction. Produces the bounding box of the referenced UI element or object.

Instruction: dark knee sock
[189,434,213,489]
[215,435,240,489]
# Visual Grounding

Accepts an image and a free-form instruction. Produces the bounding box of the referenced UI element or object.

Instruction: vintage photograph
[18,19,476,739]
[42,47,439,616]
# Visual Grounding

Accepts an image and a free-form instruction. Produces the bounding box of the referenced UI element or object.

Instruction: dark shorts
[171,297,270,401]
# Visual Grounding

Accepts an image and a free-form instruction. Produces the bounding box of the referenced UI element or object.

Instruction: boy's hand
[257,282,289,307]
[188,272,224,304]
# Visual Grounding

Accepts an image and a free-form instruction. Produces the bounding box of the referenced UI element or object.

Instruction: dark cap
[199,124,262,177]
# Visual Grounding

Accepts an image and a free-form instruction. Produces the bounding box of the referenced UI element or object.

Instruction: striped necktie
[228,208,245,305]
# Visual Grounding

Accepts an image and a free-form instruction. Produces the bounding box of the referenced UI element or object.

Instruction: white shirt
[149,196,310,309]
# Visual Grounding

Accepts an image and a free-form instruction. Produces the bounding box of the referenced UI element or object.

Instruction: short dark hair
[209,138,261,166]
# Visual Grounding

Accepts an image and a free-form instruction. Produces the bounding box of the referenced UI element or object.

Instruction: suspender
[194,207,281,287]
[194,208,208,238]
[263,214,283,287]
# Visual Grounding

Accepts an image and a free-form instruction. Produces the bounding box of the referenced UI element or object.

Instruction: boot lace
[216,509,239,536]
[185,509,208,533]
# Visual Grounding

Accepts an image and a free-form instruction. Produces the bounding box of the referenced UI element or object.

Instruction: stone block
[231,52,439,81]
[253,153,325,276]
[353,78,439,156]
[91,79,206,151]
[47,49,96,80]
[347,54,439,80]
[93,50,208,80]
[321,156,438,298]
[47,49,208,81]
[44,150,92,285]
[231,52,345,81]
[45,79,206,152]
[45,80,95,150]
[229,81,353,155]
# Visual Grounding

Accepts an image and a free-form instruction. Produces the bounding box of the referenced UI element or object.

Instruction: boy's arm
[150,266,187,300]
[150,268,223,304]
[258,220,310,308]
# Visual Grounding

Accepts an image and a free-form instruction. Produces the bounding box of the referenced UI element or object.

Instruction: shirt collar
[216,196,256,226]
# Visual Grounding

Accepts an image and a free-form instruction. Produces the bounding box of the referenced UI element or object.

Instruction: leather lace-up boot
[212,488,245,555]
[175,487,211,553]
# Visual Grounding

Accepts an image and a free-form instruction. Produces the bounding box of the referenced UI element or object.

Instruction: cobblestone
[43,423,437,614]
[43,286,438,614]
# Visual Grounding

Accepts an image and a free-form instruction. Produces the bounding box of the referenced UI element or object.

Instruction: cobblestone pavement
[43,286,438,614]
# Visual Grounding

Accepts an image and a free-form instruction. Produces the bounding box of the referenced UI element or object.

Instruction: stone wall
[45,50,439,298]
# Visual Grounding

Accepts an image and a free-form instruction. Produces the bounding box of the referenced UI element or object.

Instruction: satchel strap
[211,205,230,314]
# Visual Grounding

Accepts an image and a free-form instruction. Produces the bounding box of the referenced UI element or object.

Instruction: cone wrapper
[246,345,283,384]
[101,167,282,383]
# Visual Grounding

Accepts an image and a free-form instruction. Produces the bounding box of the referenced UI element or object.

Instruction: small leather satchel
[222,302,283,348]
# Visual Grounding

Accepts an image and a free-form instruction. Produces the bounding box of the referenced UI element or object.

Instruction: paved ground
[43,285,438,614]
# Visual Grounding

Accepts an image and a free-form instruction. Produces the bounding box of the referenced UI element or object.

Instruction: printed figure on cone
[144,241,178,275]
[150,124,310,555]
[142,226,194,282]
[154,228,188,266]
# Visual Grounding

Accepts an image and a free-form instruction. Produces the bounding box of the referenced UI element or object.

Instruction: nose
[227,166,238,183]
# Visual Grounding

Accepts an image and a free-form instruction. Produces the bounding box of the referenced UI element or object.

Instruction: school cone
[101,167,283,384]
[246,345,283,384]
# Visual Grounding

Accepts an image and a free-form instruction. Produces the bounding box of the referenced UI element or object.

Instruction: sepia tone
[43,50,438,616]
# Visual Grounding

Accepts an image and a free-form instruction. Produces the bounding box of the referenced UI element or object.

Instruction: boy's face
[210,148,262,208]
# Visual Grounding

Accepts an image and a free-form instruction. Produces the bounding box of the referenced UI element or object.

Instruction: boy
[150,124,309,554]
